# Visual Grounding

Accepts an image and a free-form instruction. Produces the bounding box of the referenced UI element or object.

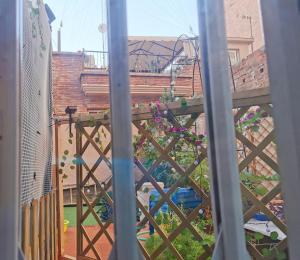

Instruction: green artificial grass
[64,206,101,227]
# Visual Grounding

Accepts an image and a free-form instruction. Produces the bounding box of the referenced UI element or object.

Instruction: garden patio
[1,0,300,260]
[55,87,286,259]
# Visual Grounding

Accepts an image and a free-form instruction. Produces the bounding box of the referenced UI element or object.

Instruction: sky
[45,0,198,52]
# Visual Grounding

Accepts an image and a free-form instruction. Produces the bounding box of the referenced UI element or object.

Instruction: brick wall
[52,48,269,116]
[53,49,270,192]
[52,52,202,115]
[232,48,269,91]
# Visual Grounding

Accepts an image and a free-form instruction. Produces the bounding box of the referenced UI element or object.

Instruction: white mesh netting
[20,0,52,204]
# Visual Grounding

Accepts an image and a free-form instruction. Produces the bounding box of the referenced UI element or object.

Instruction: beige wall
[225,0,264,51]
[228,40,252,60]
[57,123,142,191]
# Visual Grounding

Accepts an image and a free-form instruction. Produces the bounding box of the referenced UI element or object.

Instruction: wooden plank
[55,87,271,126]
[60,256,76,260]
[31,200,39,260]
[58,175,65,255]
[22,205,31,260]
[241,184,287,233]
[76,126,83,256]
[236,131,279,173]
[77,256,97,260]
[238,130,275,172]
[80,191,113,247]
[50,192,55,260]
[80,226,101,260]
[39,197,45,260]
[54,122,62,257]
[45,194,51,260]
[243,183,281,221]
[53,191,58,260]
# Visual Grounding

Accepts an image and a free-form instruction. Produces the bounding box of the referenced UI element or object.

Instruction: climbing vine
[28,0,47,57]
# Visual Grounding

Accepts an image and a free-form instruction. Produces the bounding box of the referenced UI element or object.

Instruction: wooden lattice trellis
[67,87,287,260]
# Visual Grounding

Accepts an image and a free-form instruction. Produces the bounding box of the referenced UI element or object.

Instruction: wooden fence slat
[39,197,45,260]
[45,194,51,260]
[53,191,58,260]
[22,205,31,260]
[31,200,39,260]
[50,192,55,260]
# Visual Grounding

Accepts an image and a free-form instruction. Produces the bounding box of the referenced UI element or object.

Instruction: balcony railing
[83,50,192,74]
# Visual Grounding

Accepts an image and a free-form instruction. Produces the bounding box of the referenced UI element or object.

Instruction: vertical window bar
[107,0,140,259]
[197,0,249,259]
[0,0,22,259]
[261,1,300,259]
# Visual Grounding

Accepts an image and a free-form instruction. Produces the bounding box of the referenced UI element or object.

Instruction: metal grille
[20,0,52,204]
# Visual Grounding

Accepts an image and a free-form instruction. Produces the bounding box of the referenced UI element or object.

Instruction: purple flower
[154,117,161,123]
[247,112,255,119]
[195,140,202,146]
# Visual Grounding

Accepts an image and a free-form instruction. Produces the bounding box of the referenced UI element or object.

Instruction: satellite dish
[98,24,107,33]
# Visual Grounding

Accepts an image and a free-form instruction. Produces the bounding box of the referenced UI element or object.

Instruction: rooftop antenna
[98,0,107,68]
[58,21,63,52]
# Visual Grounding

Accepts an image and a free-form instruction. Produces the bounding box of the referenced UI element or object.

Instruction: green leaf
[180,98,187,108]
[60,162,65,167]
[156,212,162,225]
[143,187,149,193]
[68,139,73,144]
[276,251,287,260]
[270,231,279,241]
[254,232,264,241]
[245,234,252,242]
[62,155,67,161]
[62,174,68,179]
[252,125,259,132]
[262,248,271,257]
[254,185,268,196]
[149,194,155,202]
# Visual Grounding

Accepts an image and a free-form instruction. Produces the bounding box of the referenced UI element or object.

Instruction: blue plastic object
[149,188,202,234]
[254,213,269,221]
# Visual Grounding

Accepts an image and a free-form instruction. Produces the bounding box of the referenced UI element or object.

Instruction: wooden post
[50,192,55,260]
[70,188,73,205]
[31,200,39,260]
[22,205,31,260]
[45,194,51,260]
[40,197,45,260]
[76,125,83,256]
[55,122,63,257]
